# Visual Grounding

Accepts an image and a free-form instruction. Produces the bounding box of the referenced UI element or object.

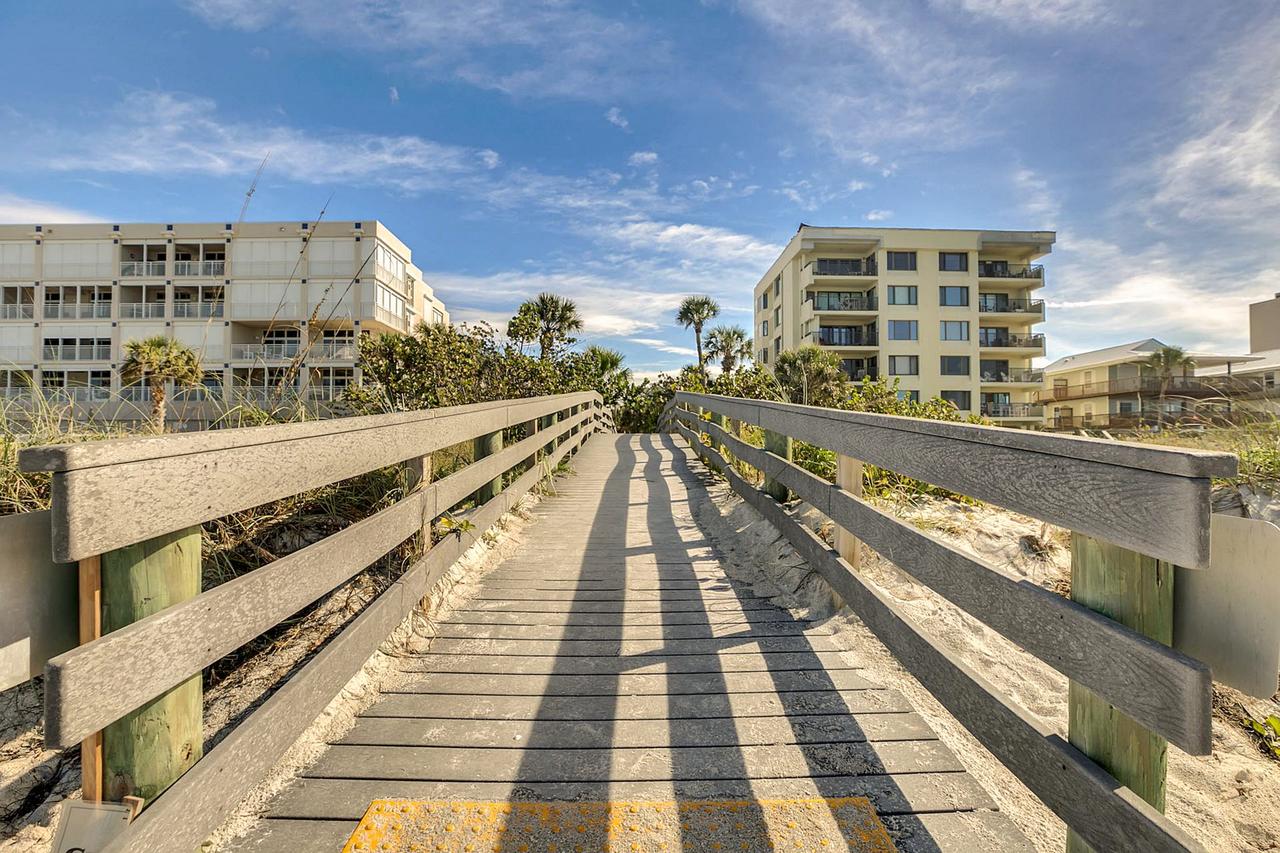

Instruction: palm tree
[675,295,720,377]
[584,345,625,376]
[1143,344,1197,429]
[510,293,583,359]
[119,336,204,431]
[705,325,751,375]
[773,346,850,408]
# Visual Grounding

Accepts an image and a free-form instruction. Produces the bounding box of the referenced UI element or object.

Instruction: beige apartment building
[1196,294,1280,417]
[753,226,1054,424]
[0,220,447,427]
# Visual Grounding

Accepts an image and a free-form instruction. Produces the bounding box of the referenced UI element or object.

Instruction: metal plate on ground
[342,798,896,852]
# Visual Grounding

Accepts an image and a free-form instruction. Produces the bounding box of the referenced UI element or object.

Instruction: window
[886,251,917,271]
[773,307,781,327]
[760,348,769,365]
[896,390,920,403]
[939,286,970,306]
[773,337,781,356]
[886,285,917,305]
[940,320,970,341]
[939,252,969,272]
[940,355,970,376]
[940,390,971,410]
[432,309,444,325]
[888,355,918,376]
[887,320,918,341]
[773,275,782,297]
[759,291,769,311]
[760,319,769,337]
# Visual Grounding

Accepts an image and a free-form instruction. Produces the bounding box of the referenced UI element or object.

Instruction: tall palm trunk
[694,324,705,378]
[150,378,167,432]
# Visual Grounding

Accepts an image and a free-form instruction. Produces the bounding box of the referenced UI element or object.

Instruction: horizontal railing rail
[20,391,607,853]
[667,391,1233,852]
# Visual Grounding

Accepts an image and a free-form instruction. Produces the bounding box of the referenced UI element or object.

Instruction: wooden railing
[18,391,608,853]
[663,391,1237,853]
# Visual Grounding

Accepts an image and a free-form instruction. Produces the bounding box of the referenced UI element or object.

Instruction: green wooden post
[762,429,793,502]
[101,526,203,805]
[473,428,504,504]
[1066,532,1172,853]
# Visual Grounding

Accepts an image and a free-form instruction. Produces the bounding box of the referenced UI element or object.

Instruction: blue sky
[1,1,1277,376]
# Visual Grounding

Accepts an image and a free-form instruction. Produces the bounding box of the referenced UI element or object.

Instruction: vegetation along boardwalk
[232,434,1030,852]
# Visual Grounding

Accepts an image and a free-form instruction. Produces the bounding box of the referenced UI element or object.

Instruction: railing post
[78,555,103,802]
[835,455,863,569]
[1066,532,1171,853]
[101,526,203,805]
[473,428,504,504]
[762,428,793,502]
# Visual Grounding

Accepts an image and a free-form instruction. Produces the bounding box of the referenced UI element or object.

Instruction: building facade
[0,220,447,427]
[753,226,1054,424]
[1196,295,1280,417]
[1038,339,1250,430]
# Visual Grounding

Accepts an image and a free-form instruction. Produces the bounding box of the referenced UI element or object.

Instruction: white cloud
[629,338,698,357]
[1013,167,1059,226]
[847,180,869,192]
[0,192,98,223]
[863,209,893,221]
[183,0,674,101]
[605,107,629,130]
[388,86,400,104]
[929,0,1112,29]
[610,220,780,267]
[628,151,659,167]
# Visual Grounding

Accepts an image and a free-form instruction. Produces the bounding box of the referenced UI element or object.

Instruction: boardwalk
[231,434,1030,852]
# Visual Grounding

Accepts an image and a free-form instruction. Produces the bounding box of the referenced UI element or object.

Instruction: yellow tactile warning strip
[341,798,896,853]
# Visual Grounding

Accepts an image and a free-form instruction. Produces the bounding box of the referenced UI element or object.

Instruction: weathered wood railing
[664,391,1238,853]
[18,391,607,853]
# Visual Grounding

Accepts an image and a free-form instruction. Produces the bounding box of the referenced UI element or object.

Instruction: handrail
[23,391,600,561]
[18,392,605,853]
[670,393,1228,852]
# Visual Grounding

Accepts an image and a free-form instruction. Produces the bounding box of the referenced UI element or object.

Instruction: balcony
[983,402,1043,419]
[1038,376,1229,404]
[980,333,1045,350]
[806,294,878,312]
[977,298,1045,315]
[173,301,225,319]
[43,386,113,403]
[119,302,167,319]
[174,260,226,277]
[315,340,357,360]
[371,304,407,331]
[812,258,878,277]
[810,328,878,347]
[980,368,1044,384]
[0,304,34,320]
[42,344,111,361]
[120,261,167,277]
[978,262,1044,280]
[232,342,302,361]
[43,303,112,320]
[306,384,349,402]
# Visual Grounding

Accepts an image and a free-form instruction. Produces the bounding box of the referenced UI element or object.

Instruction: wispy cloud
[605,107,630,130]
[1013,167,1059,226]
[630,337,697,357]
[183,0,675,100]
[628,151,659,167]
[388,86,400,104]
[609,220,780,268]
[929,0,1113,29]
[0,192,99,223]
[863,209,893,221]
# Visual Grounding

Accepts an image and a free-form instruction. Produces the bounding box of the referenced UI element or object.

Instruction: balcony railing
[371,304,407,331]
[812,258,878,276]
[808,294,878,311]
[174,386,223,402]
[174,260,226,277]
[42,344,111,361]
[0,304,34,320]
[232,343,302,360]
[983,402,1043,419]
[1,387,35,401]
[120,261,167,277]
[980,368,1044,384]
[173,301,225,318]
[119,302,167,319]
[978,262,1044,279]
[229,386,302,405]
[980,333,1045,349]
[0,347,33,362]
[1038,375,1240,403]
[977,298,1045,314]
[43,303,113,320]
[306,384,350,402]
[315,340,357,360]
[810,328,878,347]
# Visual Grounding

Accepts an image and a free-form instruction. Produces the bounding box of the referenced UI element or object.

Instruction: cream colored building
[1038,339,1248,430]
[753,225,1054,424]
[1196,295,1280,417]
[0,220,447,426]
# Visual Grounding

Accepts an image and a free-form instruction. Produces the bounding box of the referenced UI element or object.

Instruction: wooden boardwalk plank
[233,434,1026,852]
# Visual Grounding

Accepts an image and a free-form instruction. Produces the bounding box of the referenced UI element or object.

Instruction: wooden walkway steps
[229,434,1033,853]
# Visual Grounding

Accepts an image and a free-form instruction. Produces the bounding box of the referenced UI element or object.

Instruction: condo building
[0,220,447,427]
[753,226,1054,424]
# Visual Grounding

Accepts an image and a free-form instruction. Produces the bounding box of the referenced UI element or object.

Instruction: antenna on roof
[237,152,270,225]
